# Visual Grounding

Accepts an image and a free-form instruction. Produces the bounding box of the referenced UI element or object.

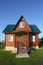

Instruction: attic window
[19,22,25,28]
[8,36,13,42]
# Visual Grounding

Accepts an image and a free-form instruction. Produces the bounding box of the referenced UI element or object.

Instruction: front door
[17,35,28,54]
[20,36,24,46]
[19,36,24,47]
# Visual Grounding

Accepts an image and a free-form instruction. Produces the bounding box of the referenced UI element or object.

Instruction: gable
[14,16,32,32]
[3,16,41,34]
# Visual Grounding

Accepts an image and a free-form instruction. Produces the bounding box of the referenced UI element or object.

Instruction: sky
[0,0,43,40]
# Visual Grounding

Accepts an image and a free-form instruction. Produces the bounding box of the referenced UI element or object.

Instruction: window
[8,36,13,42]
[32,36,35,42]
[30,35,35,42]
[19,22,25,28]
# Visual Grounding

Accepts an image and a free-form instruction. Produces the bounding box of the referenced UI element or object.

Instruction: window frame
[32,36,35,42]
[30,35,36,42]
[19,22,25,28]
[8,36,13,42]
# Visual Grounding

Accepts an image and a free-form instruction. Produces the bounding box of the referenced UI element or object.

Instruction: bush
[0,42,5,50]
[39,37,43,47]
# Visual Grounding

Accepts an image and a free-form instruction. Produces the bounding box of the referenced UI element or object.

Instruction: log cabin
[3,16,41,53]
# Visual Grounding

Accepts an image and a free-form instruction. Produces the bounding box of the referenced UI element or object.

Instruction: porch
[14,31,30,54]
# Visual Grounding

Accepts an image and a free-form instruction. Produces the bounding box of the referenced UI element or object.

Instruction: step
[16,54,29,58]
[18,47,28,54]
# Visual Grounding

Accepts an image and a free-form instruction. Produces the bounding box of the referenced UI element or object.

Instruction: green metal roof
[3,25,15,33]
[29,25,41,33]
[3,24,41,33]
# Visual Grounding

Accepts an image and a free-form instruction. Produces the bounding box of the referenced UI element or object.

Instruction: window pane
[30,35,35,42]
[19,22,24,28]
[33,36,35,42]
[8,36,13,42]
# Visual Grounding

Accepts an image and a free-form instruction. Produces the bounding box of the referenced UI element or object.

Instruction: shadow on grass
[39,42,43,47]
[28,47,36,56]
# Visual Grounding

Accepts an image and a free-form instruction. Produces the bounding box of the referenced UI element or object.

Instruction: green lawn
[0,47,43,65]
[0,43,43,65]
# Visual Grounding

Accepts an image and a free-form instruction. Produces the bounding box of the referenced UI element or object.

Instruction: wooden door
[19,36,24,47]
[17,35,28,54]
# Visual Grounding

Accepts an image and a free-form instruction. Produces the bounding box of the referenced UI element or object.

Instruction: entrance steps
[16,54,29,58]
[17,47,28,54]
[16,47,29,58]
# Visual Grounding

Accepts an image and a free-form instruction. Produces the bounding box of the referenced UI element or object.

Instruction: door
[19,36,24,47]
[17,35,25,54]
[17,35,28,54]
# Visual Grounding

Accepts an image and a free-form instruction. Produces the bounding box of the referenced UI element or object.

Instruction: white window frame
[8,36,13,42]
[30,35,35,42]
[32,36,35,42]
[19,22,25,28]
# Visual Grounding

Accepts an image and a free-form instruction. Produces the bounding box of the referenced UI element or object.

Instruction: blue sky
[0,0,43,40]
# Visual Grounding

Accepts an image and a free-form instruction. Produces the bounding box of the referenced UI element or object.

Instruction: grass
[15,48,43,65]
[0,43,43,65]
[0,48,43,65]
[0,51,16,65]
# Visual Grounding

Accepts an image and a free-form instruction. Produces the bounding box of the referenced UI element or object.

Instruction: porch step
[16,54,29,58]
[18,47,28,54]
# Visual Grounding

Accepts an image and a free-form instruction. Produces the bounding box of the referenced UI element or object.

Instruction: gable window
[19,22,25,28]
[8,36,13,42]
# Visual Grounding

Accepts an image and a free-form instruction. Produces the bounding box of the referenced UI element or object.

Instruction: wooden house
[3,16,41,53]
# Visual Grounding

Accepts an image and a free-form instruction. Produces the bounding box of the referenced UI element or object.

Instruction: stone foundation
[28,46,39,52]
[35,46,39,49]
[5,46,17,53]
[32,46,39,49]
[5,46,39,53]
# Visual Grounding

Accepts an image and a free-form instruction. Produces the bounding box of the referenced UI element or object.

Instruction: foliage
[39,37,43,47]
[0,42,5,50]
